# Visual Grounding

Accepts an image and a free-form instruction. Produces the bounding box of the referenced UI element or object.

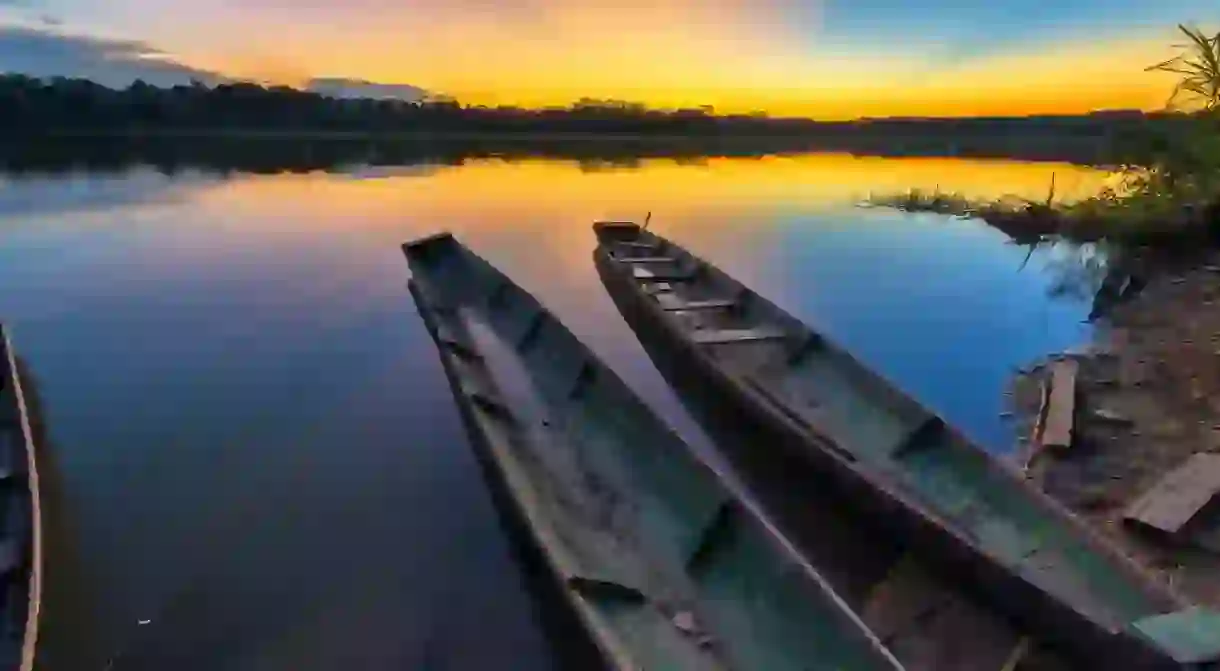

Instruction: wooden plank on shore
[1125,453,1220,535]
[1041,360,1077,450]
[1021,378,1052,475]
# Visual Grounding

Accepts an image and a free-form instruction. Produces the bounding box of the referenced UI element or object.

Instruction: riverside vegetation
[872,24,1220,250]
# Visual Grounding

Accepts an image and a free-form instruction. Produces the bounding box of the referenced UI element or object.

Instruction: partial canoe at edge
[592,221,1215,670]
[404,232,905,671]
[0,326,42,671]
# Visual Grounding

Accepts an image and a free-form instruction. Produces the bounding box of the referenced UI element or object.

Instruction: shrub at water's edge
[865,178,1086,244]
[870,23,1220,249]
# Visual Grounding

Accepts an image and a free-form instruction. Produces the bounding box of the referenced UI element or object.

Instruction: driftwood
[1042,360,1078,450]
[1021,378,1052,475]
[1022,361,1078,476]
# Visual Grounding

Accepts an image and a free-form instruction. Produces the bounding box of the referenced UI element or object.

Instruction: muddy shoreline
[1008,255,1220,606]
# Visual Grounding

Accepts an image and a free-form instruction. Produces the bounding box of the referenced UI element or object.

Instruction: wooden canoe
[404,232,906,671]
[0,326,42,671]
[596,259,1077,671]
[592,221,1220,670]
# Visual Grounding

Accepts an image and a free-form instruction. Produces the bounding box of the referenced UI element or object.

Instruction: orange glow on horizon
[169,3,1190,121]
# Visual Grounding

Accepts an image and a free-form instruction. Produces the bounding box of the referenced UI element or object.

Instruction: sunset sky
[0,0,1217,119]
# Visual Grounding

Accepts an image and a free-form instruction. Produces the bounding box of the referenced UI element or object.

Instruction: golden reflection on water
[200,154,1108,233]
[208,154,1112,221]
[187,155,1110,273]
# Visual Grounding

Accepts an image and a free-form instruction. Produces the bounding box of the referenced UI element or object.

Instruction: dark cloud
[0,26,227,88]
[0,27,435,99]
[305,78,428,102]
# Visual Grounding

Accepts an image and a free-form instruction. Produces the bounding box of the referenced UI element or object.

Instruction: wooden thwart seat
[1125,453,1220,536]
[566,575,648,604]
[692,327,787,345]
[633,266,696,281]
[516,310,547,350]
[447,357,513,421]
[437,335,481,362]
[889,416,945,458]
[615,256,679,264]
[654,294,736,312]
[685,501,735,571]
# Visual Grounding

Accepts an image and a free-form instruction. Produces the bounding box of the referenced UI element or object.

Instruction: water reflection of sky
[0,154,1106,669]
[0,170,204,217]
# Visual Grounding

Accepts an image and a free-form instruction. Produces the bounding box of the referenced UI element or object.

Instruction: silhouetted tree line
[0,75,1188,135]
[0,74,1206,166]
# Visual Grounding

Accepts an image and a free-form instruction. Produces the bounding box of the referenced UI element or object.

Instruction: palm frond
[1147,24,1220,110]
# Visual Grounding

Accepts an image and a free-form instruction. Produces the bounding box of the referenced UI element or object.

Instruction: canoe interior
[591,223,1191,656]
[404,232,902,671]
[0,326,40,671]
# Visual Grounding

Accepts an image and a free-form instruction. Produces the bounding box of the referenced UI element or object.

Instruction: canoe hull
[0,326,42,671]
[593,237,1183,671]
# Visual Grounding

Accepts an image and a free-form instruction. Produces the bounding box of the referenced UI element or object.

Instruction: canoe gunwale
[592,230,1189,670]
[405,235,907,671]
[0,325,42,671]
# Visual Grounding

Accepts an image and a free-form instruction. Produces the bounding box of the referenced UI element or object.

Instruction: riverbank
[1007,255,1220,606]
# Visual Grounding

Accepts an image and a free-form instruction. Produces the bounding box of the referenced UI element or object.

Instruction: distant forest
[0,74,1203,165]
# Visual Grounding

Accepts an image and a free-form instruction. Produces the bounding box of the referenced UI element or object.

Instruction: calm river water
[0,153,1110,669]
